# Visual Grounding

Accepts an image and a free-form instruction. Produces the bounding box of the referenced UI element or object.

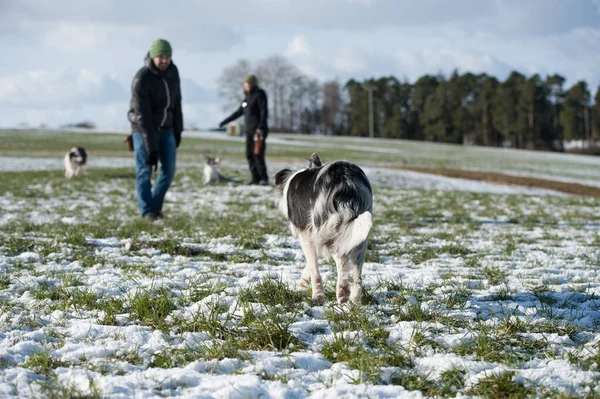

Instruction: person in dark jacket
[127,39,183,219]
[219,75,269,185]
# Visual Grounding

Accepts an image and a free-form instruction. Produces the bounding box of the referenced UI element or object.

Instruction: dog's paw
[349,285,362,304]
[337,284,350,304]
[349,293,362,305]
[312,294,325,306]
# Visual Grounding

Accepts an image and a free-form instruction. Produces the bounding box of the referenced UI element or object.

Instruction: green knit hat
[244,74,258,87]
[149,39,172,58]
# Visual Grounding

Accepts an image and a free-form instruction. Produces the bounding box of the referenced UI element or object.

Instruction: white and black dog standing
[203,155,241,185]
[203,156,222,185]
[64,147,87,179]
[275,153,373,305]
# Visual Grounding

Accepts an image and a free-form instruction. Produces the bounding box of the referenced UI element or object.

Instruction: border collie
[203,156,240,185]
[203,156,222,185]
[275,153,373,305]
[64,147,87,179]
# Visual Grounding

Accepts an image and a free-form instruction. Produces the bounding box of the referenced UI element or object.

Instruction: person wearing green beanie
[127,38,183,219]
[219,74,270,185]
[149,39,172,59]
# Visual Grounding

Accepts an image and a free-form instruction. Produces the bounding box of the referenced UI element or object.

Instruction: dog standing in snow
[274,153,373,305]
[203,156,241,185]
[64,147,87,179]
[203,156,222,185]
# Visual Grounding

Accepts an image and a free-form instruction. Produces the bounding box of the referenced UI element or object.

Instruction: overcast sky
[1,0,600,130]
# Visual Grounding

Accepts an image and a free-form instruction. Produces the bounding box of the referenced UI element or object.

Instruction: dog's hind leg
[348,240,368,304]
[333,253,350,304]
[298,230,324,305]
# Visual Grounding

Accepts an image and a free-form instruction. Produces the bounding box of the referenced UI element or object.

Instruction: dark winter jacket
[128,54,183,153]
[221,87,268,135]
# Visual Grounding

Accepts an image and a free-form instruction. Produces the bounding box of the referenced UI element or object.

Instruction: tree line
[218,56,600,149]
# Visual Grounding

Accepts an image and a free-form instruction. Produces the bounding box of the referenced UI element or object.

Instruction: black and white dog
[275,153,373,305]
[203,155,241,185]
[203,156,222,185]
[64,147,87,179]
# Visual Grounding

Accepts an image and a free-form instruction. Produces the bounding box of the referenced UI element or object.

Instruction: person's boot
[143,212,158,220]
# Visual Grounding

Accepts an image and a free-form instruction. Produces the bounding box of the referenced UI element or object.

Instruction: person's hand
[175,134,181,148]
[146,151,158,171]
[124,135,133,152]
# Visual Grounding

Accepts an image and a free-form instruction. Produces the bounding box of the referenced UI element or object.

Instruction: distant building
[226,122,242,136]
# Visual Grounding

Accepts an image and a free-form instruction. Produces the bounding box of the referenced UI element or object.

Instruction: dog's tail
[335,211,373,255]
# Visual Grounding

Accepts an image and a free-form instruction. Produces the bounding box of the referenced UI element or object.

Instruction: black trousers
[245,132,268,182]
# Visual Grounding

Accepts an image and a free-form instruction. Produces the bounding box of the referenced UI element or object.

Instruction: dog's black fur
[276,161,372,232]
[69,147,87,165]
[64,147,87,179]
[275,153,373,304]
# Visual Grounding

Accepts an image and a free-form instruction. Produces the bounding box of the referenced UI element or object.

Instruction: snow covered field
[0,135,600,398]
[2,128,600,187]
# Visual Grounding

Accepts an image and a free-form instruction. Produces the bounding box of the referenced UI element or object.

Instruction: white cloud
[182,103,223,129]
[0,100,226,131]
[1,0,600,129]
[0,102,131,130]
[285,36,313,57]
[3,0,598,36]
[332,49,367,74]
[0,69,128,107]
[42,23,113,52]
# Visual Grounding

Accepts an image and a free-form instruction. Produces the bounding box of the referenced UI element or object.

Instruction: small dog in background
[203,156,241,185]
[64,147,87,179]
[275,153,373,305]
[203,156,222,185]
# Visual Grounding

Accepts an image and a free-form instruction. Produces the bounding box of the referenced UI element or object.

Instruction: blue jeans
[133,130,176,216]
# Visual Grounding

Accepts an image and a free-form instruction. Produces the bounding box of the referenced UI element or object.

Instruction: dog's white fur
[203,156,221,185]
[64,147,86,179]
[275,156,373,305]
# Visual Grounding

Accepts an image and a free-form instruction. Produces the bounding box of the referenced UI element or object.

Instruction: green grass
[389,371,444,396]
[0,273,10,290]
[468,371,536,399]
[483,266,508,286]
[97,297,126,326]
[150,341,249,368]
[453,324,550,366]
[22,351,69,376]
[238,278,306,312]
[37,377,101,399]
[238,306,303,351]
[127,286,178,331]
[325,305,389,347]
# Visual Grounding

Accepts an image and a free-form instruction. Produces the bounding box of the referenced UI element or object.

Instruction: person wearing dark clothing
[127,39,183,219]
[219,75,269,185]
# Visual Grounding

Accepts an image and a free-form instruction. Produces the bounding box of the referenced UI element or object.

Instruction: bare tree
[256,56,297,130]
[218,55,324,133]
[322,80,341,135]
[301,78,322,134]
[287,74,307,132]
[217,59,253,111]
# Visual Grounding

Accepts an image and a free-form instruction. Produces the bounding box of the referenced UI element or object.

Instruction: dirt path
[402,166,600,198]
